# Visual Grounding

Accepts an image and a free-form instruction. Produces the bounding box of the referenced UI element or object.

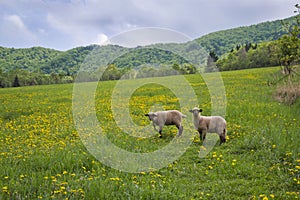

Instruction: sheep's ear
[145,114,149,116]
[199,109,203,112]
[189,110,193,113]
[153,113,158,117]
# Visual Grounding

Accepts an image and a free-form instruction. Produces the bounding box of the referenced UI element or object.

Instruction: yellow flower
[2,186,8,192]
[269,194,275,198]
[110,177,121,181]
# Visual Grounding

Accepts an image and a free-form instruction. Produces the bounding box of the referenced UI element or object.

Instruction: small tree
[205,51,219,72]
[13,75,20,87]
[278,4,300,76]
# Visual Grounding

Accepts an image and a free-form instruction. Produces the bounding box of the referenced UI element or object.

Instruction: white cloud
[0,0,298,50]
[96,33,109,45]
[5,15,26,29]
[0,14,37,47]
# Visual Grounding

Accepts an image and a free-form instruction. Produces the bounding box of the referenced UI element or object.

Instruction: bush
[274,82,300,105]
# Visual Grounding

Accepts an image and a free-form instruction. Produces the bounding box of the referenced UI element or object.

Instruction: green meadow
[0,67,299,199]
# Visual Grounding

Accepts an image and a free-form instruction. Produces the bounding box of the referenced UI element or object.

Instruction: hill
[194,16,295,56]
[0,16,296,75]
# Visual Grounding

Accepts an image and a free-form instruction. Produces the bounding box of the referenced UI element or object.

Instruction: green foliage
[196,16,296,56]
[110,47,189,68]
[0,70,73,88]
[216,41,280,71]
[0,46,61,72]
[277,10,300,75]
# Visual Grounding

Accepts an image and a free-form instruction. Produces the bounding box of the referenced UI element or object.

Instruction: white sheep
[189,107,227,144]
[145,110,187,138]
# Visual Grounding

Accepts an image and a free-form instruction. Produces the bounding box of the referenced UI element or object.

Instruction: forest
[0,15,299,87]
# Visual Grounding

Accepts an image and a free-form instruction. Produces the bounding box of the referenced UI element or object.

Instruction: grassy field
[0,67,299,199]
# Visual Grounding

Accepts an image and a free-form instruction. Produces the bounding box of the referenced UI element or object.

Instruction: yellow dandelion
[2,186,8,192]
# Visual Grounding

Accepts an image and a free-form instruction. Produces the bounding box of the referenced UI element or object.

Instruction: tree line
[0,63,196,88]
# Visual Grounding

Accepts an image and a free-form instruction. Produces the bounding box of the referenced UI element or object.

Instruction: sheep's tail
[181,114,187,118]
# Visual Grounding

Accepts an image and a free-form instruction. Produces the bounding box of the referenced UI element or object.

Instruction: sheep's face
[189,107,203,117]
[145,112,157,121]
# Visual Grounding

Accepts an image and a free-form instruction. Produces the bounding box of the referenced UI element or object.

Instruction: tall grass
[0,67,299,199]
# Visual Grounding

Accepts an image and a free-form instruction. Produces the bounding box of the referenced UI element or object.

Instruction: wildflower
[2,186,8,192]
[285,152,292,157]
[269,194,275,198]
[110,177,121,181]
[63,171,68,175]
[232,159,237,166]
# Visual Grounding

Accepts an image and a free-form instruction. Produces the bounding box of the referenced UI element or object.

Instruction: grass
[0,67,299,199]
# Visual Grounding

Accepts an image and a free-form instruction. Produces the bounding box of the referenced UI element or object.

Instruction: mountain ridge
[0,15,296,75]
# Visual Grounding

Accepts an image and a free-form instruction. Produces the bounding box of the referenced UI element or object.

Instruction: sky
[0,0,299,50]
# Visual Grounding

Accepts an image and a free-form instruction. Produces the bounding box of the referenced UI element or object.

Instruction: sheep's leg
[202,131,207,141]
[176,125,183,136]
[158,125,163,138]
[220,129,226,144]
[152,123,158,132]
[198,130,203,141]
[219,135,226,144]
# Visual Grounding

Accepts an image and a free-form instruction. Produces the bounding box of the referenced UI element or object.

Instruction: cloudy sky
[0,0,298,50]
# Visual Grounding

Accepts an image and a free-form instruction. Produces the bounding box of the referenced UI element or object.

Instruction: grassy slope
[0,67,299,199]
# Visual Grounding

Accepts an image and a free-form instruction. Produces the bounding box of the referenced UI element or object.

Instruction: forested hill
[0,16,296,75]
[194,16,295,56]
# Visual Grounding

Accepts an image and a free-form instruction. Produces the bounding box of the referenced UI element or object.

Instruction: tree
[13,75,20,87]
[205,51,219,72]
[278,4,300,75]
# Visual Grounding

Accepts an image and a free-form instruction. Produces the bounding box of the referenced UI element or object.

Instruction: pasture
[0,67,299,199]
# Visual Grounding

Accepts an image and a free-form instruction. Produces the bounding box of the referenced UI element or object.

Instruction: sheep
[189,107,227,144]
[145,110,187,138]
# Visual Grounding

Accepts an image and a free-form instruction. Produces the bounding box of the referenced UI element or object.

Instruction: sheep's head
[189,107,203,117]
[145,112,157,121]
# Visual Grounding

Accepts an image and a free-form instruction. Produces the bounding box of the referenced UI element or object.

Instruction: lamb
[145,110,187,138]
[189,107,227,144]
